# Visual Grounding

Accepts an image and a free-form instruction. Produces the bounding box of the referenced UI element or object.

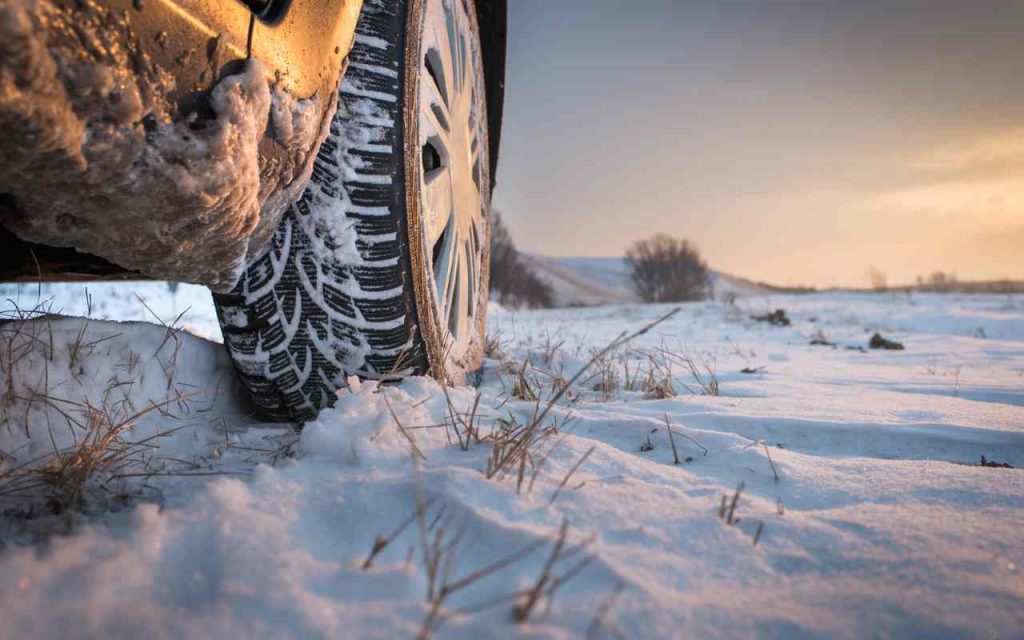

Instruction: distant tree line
[489,211,554,308]
[912,271,1024,294]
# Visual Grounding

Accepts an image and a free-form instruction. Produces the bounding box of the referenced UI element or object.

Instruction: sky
[491,0,1024,287]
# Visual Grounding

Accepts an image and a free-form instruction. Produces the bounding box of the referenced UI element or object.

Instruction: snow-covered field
[0,283,1022,639]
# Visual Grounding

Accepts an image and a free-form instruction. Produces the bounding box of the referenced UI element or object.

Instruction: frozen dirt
[0,284,1021,639]
[0,1,331,289]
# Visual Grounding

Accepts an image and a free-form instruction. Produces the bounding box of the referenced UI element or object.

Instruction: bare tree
[625,234,709,302]
[928,271,956,290]
[489,211,554,308]
[865,266,888,291]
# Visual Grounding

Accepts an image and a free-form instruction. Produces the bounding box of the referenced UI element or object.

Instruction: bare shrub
[916,270,958,292]
[625,234,709,303]
[865,265,888,291]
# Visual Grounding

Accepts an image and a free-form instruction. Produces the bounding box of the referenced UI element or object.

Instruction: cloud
[912,128,1024,172]
[869,128,1024,228]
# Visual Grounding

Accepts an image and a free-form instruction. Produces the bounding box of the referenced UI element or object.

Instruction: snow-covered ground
[0,284,1022,639]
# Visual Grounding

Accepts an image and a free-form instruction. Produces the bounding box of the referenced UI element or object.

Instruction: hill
[521,255,778,306]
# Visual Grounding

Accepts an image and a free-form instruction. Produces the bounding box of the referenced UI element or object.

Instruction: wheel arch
[475,0,507,189]
[0,0,507,284]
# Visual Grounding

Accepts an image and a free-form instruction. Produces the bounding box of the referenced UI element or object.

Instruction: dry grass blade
[665,414,681,465]
[415,511,548,638]
[363,498,435,570]
[661,345,719,396]
[548,446,595,505]
[663,413,704,458]
[717,482,745,526]
[380,388,426,460]
[513,518,597,623]
[585,582,627,640]
[511,360,539,401]
[761,440,780,482]
[440,385,484,451]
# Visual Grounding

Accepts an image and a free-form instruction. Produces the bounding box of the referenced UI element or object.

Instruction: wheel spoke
[469,136,481,189]
[422,168,452,248]
[423,46,450,110]
[435,9,458,101]
[459,36,473,111]
[438,225,460,320]
[445,7,460,94]
[465,233,477,317]
[421,71,452,140]
[455,240,471,338]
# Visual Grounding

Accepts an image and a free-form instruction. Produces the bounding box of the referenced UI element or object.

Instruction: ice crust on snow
[0,0,331,291]
[0,290,1022,638]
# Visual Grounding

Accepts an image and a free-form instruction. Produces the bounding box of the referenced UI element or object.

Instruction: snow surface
[1,286,1022,639]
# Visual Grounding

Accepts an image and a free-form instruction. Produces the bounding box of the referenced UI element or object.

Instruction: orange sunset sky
[493,0,1024,287]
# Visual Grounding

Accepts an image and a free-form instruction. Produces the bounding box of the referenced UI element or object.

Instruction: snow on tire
[213,0,490,422]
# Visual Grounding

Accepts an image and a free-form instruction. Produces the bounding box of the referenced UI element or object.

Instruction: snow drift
[0,289,1022,638]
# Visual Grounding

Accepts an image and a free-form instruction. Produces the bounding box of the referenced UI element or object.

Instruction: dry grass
[533,330,567,370]
[761,440,780,482]
[659,346,719,396]
[624,351,676,399]
[0,392,188,513]
[509,360,540,402]
[548,446,595,506]
[409,496,597,638]
[441,386,485,451]
[586,346,678,401]
[585,582,628,640]
[412,463,554,639]
[717,482,745,526]
[484,411,565,492]
[0,295,221,517]
[485,309,682,492]
[512,518,595,622]
[589,353,621,398]
[483,330,508,360]
[664,414,707,463]
[715,482,767,546]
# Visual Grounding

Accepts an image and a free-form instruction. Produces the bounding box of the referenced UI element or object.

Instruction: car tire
[212,0,491,422]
